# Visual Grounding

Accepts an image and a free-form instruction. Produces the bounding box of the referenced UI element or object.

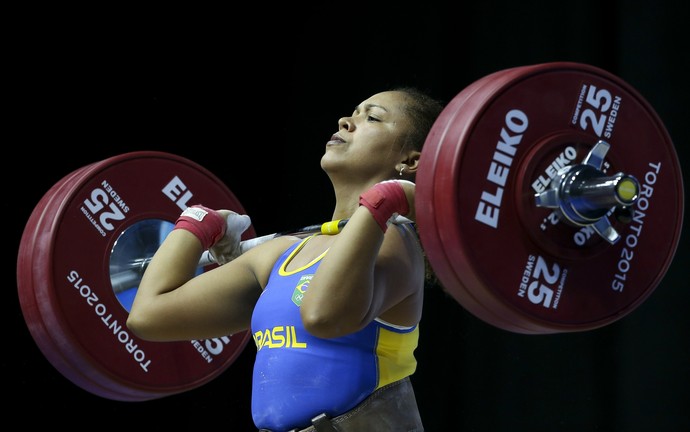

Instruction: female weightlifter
[127,87,445,431]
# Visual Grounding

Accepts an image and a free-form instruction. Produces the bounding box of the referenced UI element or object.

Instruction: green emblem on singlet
[291,275,312,306]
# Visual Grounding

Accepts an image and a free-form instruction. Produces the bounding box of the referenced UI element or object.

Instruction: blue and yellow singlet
[250,235,419,431]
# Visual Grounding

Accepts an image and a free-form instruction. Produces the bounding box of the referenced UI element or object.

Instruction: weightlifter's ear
[401,150,421,175]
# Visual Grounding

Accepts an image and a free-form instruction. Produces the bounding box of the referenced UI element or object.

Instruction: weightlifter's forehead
[356,91,408,115]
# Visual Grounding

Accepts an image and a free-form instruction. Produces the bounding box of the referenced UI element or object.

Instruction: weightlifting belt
[258,376,424,432]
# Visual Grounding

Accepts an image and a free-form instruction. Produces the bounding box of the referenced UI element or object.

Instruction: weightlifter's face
[322,91,413,182]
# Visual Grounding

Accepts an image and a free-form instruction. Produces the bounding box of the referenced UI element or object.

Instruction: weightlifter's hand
[209,210,252,265]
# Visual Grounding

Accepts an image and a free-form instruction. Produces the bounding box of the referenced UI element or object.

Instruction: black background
[9,2,689,431]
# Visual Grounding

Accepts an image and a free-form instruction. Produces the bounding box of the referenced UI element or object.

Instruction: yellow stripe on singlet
[375,325,419,388]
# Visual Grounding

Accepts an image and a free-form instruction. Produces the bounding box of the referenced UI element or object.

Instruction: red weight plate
[18,151,255,400]
[417,69,536,332]
[18,163,136,400]
[23,162,177,401]
[418,62,684,334]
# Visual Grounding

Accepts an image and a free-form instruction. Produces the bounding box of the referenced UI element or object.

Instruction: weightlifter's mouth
[326,133,346,146]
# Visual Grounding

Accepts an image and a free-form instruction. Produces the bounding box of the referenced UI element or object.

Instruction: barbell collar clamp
[534,140,640,244]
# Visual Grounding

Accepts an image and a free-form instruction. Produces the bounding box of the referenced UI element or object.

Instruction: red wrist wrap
[173,205,226,249]
[359,181,409,233]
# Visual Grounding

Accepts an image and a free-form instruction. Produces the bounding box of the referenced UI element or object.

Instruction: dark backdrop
[9,2,688,431]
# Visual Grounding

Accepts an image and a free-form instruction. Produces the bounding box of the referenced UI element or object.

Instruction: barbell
[17,62,684,402]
